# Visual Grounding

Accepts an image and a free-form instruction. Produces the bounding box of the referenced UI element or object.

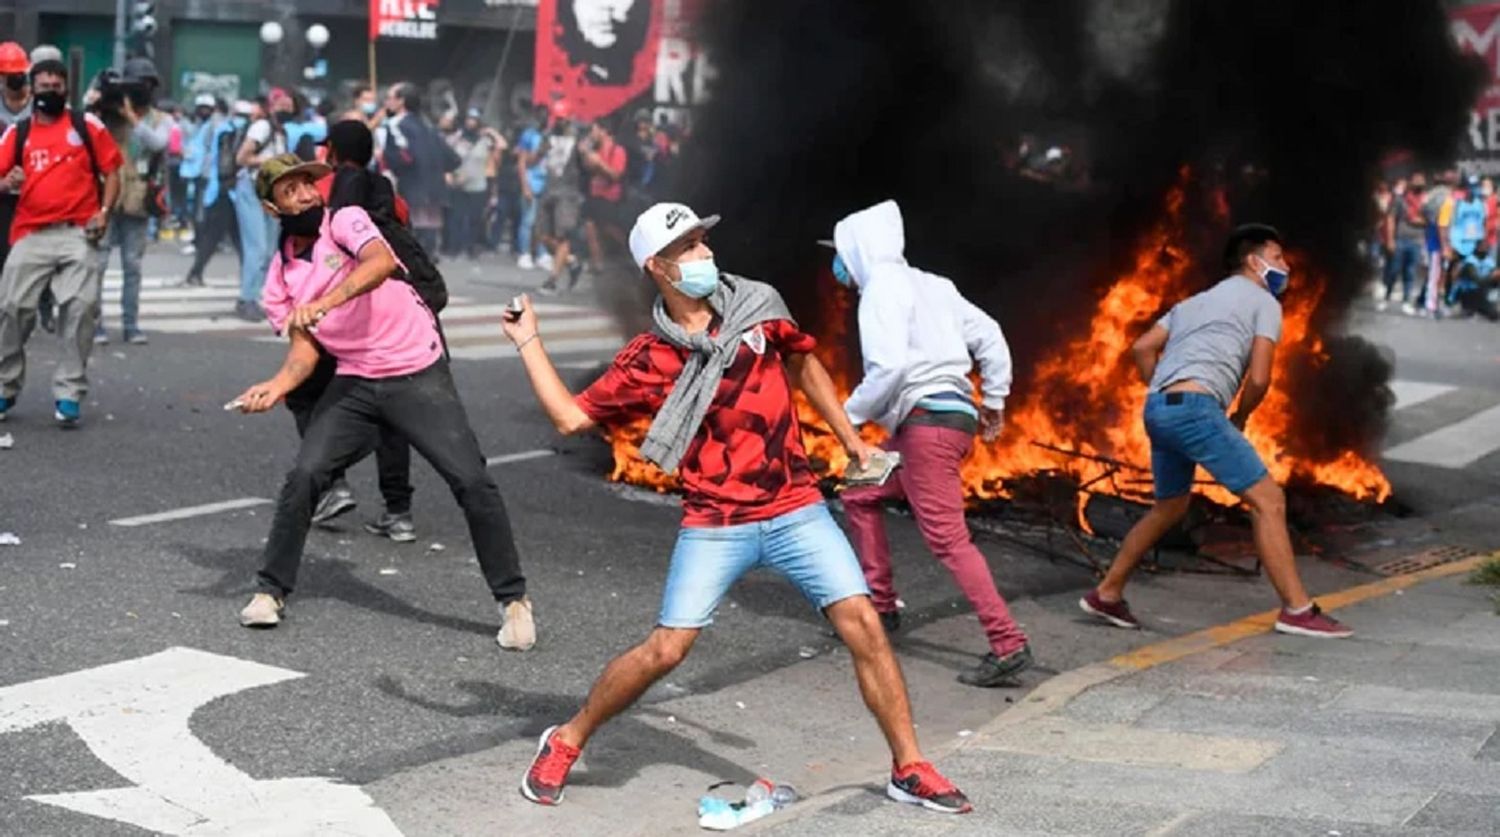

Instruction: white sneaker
[537,252,556,272]
[239,593,284,628]
[1376,300,1388,312]
[1401,301,1418,316]
[497,597,536,651]
[517,254,536,271]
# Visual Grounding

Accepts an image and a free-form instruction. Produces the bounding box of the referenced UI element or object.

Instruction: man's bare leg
[584,219,604,267]
[1240,477,1311,609]
[825,596,922,767]
[1095,494,1191,602]
[553,627,699,749]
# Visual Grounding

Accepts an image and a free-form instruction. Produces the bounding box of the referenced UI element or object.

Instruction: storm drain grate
[1373,545,1482,577]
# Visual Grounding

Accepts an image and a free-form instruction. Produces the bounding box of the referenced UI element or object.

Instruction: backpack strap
[11,117,29,172]
[69,111,103,204]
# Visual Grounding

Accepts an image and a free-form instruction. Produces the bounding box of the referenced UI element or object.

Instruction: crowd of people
[2,34,1355,824]
[1373,168,1500,322]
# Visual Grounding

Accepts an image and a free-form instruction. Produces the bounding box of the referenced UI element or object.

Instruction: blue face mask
[671,257,720,299]
[1256,256,1290,298]
[832,253,854,288]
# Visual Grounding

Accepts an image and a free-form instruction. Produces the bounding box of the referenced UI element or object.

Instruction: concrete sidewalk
[760,564,1500,837]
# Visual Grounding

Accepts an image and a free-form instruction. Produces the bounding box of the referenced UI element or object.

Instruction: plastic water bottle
[744,778,799,810]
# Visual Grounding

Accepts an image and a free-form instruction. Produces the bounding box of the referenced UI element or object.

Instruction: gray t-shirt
[1148,275,1282,408]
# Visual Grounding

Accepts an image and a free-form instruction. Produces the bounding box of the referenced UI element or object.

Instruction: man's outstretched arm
[232,328,321,413]
[501,295,596,435]
[786,351,878,467]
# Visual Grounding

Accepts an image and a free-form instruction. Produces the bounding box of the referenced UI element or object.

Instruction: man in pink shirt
[229,154,535,650]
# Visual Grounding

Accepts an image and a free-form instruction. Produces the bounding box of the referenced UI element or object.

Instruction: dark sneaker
[54,399,81,427]
[1080,589,1141,630]
[537,279,559,296]
[887,760,972,814]
[92,325,110,345]
[234,301,265,323]
[567,255,585,289]
[364,512,417,543]
[39,304,56,334]
[1274,603,1353,639]
[311,481,357,525]
[520,725,581,806]
[124,329,149,345]
[958,644,1034,688]
[879,609,902,634]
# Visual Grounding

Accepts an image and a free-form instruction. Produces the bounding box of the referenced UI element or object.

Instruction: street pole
[113,0,128,70]
[483,2,527,125]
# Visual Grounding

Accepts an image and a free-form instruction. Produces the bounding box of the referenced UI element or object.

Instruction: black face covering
[4,74,25,92]
[127,87,151,110]
[281,204,325,237]
[32,90,66,116]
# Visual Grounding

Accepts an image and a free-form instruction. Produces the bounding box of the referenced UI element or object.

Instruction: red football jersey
[0,111,123,245]
[578,319,825,527]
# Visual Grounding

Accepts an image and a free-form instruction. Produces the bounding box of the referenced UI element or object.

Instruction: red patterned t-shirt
[577,319,825,527]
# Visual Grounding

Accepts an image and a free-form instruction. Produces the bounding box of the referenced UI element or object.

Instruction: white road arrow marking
[0,646,403,836]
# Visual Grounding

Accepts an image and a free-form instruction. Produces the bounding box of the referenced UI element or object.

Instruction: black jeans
[257,359,525,602]
[285,350,415,514]
[187,192,243,279]
[448,190,486,257]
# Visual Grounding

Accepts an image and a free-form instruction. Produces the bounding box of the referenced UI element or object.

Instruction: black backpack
[215,120,246,182]
[11,111,103,202]
[327,166,448,313]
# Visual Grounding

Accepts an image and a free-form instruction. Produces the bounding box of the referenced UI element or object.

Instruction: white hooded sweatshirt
[834,200,1012,432]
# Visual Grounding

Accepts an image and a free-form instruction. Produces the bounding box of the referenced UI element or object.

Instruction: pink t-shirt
[261,207,442,378]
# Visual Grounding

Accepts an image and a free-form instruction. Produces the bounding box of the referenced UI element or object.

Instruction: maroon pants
[842,422,1028,656]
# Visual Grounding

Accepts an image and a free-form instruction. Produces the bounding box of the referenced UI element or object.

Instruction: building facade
[0,0,537,115]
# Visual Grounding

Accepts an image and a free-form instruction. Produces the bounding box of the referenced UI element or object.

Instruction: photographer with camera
[87,57,170,345]
[0,58,122,425]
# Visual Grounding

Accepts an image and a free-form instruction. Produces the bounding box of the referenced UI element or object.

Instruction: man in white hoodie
[829,200,1033,688]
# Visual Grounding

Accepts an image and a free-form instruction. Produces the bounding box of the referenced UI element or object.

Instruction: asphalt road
[1,250,1497,835]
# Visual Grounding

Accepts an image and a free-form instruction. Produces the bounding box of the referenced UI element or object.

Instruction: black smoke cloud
[677,0,1482,464]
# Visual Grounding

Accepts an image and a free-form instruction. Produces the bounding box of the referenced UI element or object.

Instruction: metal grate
[1373,545,1482,577]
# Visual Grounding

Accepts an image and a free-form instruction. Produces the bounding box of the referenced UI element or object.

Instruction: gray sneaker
[364,511,417,543]
[312,481,358,525]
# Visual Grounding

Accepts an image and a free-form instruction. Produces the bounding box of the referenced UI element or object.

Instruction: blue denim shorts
[659,502,871,628]
[1144,391,1269,499]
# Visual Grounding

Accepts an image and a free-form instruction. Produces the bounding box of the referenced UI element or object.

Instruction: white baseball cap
[194,93,215,108]
[628,202,721,270]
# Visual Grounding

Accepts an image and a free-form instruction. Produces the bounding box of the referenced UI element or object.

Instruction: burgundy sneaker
[887,760,973,814]
[520,725,581,805]
[1079,589,1141,630]
[1274,603,1353,638]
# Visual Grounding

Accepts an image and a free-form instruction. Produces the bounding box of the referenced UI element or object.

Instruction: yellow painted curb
[1108,553,1493,672]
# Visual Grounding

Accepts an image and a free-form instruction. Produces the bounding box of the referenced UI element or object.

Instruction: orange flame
[605,172,1391,509]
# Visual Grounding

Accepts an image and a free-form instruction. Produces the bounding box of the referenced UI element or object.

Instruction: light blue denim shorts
[659,502,871,628]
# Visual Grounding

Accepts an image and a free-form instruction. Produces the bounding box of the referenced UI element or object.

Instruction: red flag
[533,0,663,121]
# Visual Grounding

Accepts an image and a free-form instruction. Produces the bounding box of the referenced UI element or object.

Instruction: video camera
[90,67,154,118]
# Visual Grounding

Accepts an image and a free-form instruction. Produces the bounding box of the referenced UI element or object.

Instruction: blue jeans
[1144,391,1268,499]
[517,194,539,258]
[93,214,148,333]
[658,502,870,628]
[233,175,279,304]
[1383,238,1424,302]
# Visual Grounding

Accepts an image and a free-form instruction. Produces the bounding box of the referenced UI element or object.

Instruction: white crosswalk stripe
[97,279,625,361]
[1383,378,1500,469]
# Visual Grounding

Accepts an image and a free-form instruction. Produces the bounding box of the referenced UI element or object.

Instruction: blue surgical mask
[1256,256,1289,297]
[361,101,378,116]
[671,258,720,299]
[832,253,854,288]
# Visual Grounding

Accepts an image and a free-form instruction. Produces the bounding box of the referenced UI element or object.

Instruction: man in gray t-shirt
[1080,224,1352,640]
[1148,273,1282,408]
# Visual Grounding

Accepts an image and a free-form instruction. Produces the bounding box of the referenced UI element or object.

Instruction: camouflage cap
[255,154,332,203]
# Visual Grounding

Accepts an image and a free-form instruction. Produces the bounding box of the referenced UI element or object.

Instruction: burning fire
[605,173,1392,510]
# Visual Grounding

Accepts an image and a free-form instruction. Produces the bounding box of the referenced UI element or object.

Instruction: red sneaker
[520,725,581,805]
[887,760,973,814]
[1079,589,1141,630]
[1274,603,1353,638]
